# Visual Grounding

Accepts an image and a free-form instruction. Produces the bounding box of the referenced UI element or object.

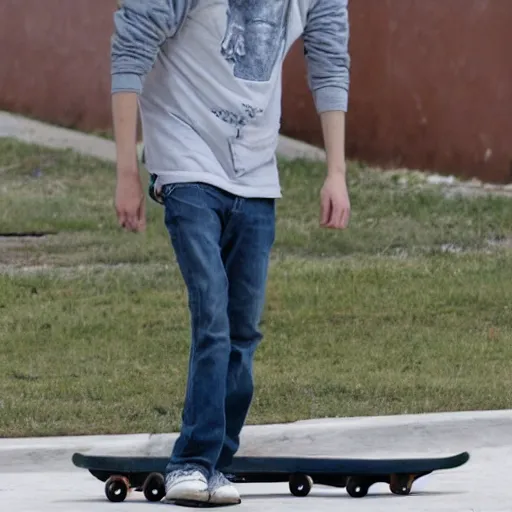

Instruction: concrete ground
[2,446,509,512]
[3,411,512,511]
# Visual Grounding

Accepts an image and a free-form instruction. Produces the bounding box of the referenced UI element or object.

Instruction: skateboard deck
[72,450,469,503]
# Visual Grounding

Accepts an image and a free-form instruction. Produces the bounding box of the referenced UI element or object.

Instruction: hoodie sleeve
[111,0,194,94]
[302,0,351,113]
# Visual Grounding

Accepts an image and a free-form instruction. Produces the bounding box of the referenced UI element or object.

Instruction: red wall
[0,0,115,131]
[1,0,511,182]
[282,1,512,183]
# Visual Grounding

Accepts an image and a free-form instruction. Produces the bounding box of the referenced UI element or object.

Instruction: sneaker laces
[209,471,231,489]
[166,464,207,484]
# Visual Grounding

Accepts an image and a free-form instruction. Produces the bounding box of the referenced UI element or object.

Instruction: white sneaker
[208,471,241,505]
[165,466,209,504]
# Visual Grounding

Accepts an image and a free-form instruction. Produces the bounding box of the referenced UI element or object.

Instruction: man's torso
[139,0,315,198]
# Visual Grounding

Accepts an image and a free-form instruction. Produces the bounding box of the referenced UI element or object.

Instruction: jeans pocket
[161,182,195,200]
[161,183,177,200]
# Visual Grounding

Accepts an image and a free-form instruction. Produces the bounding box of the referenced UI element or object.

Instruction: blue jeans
[161,182,275,477]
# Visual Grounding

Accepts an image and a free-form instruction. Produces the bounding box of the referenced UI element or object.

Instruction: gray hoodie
[111,0,350,198]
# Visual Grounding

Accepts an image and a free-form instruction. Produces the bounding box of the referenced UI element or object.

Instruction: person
[111,0,351,506]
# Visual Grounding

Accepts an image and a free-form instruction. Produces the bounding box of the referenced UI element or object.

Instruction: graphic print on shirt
[211,104,264,130]
[221,0,289,82]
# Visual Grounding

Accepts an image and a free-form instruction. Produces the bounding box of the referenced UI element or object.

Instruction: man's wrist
[327,163,347,177]
[116,159,139,176]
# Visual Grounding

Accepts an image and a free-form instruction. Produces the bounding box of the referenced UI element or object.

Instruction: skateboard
[72,450,469,503]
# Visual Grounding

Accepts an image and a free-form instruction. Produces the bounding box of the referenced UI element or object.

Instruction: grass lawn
[1,137,512,437]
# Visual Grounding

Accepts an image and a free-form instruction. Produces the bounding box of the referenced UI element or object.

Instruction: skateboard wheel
[390,474,414,495]
[346,478,369,498]
[105,475,130,502]
[143,472,166,502]
[289,474,313,497]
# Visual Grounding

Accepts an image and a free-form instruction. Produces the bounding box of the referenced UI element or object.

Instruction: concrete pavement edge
[3,410,512,472]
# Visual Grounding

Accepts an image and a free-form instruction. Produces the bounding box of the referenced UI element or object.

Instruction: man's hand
[115,169,146,232]
[320,169,350,229]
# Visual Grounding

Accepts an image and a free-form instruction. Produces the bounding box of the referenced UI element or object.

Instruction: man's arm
[303,0,350,172]
[302,0,351,229]
[111,0,193,159]
[111,0,192,231]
